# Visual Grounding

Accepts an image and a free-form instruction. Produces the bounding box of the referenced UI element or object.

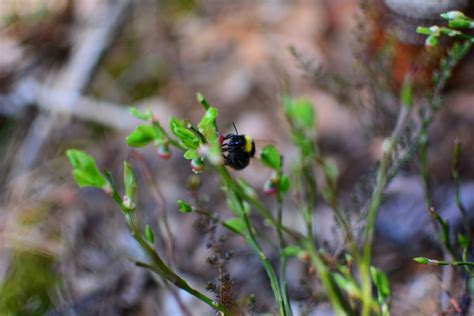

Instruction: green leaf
[145,224,155,243]
[282,245,302,257]
[370,266,391,299]
[283,96,315,129]
[333,273,361,298]
[170,115,186,128]
[224,217,246,234]
[170,116,201,149]
[278,174,290,193]
[177,200,193,213]
[196,92,211,110]
[198,110,222,165]
[123,162,136,199]
[416,26,432,35]
[458,233,468,248]
[260,145,281,170]
[66,150,108,188]
[127,125,160,147]
[129,106,153,121]
[183,149,198,160]
[198,107,218,130]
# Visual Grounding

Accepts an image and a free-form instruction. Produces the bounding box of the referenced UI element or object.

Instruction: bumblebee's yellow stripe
[244,135,253,153]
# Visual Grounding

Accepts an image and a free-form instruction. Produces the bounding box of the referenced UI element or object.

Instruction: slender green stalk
[304,240,354,316]
[360,137,393,316]
[216,165,287,315]
[152,120,186,151]
[302,162,317,246]
[125,215,230,314]
[219,165,302,242]
[452,140,469,237]
[415,257,474,267]
[242,212,287,316]
[419,130,433,208]
[276,191,292,316]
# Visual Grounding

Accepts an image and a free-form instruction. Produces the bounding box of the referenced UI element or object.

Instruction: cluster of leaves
[417,11,474,48]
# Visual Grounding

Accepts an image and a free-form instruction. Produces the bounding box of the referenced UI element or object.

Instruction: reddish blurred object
[347,0,469,91]
[388,0,468,86]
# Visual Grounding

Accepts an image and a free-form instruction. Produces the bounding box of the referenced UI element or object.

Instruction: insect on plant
[220,123,256,170]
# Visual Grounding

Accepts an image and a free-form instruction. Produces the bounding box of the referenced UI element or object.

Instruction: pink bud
[263,179,277,195]
[191,158,204,173]
[157,145,172,160]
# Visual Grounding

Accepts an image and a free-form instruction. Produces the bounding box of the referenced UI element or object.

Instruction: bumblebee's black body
[221,134,256,170]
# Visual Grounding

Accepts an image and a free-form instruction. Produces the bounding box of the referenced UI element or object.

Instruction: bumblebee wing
[253,138,276,145]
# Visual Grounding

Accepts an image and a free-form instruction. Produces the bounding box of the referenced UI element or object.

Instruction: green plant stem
[422,259,474,267]
[277,191,292,316]
[218,165,302,242]
[242,212,287,316]
[452,140,470,242]
[304,240,354,316]
[302,162,317,246]
[152,121,186,151]
[419,130,433,208]
[125,215,230,314]
[360,138,392,316]
[216,165,286,316]
[428,207,456,258]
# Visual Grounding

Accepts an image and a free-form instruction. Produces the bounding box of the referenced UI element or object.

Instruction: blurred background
[0,0,473,315]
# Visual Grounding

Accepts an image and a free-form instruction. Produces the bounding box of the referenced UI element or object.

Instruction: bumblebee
[221,124,255,170]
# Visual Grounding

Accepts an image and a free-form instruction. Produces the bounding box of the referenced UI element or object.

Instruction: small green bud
[413,257,429,264]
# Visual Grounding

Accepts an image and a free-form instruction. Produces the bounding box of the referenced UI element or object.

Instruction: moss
[0,251,56,316]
